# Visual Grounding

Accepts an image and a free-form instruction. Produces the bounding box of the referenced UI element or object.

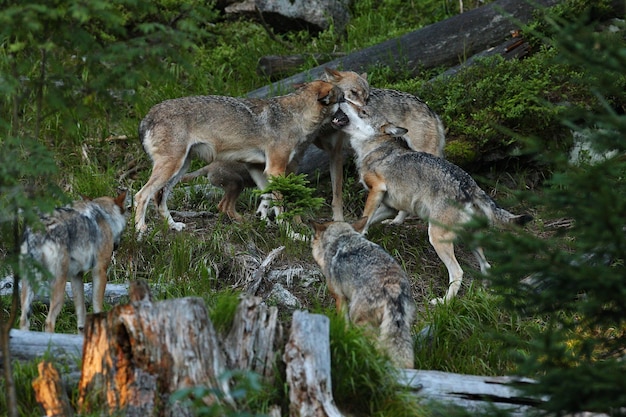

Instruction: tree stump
[77,280,230,417]
[283,310,344,417]
[32,361,74,417]
[223,296,283,382]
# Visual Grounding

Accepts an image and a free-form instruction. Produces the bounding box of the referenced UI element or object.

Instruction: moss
[444,139,479,167]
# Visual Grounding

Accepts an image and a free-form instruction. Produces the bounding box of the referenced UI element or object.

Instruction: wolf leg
[326,132,346,222]
[45,263,70,333]
[19,276,35,331]
[134,154,192,234]
[428,223,463,304]
[70,274,86,333]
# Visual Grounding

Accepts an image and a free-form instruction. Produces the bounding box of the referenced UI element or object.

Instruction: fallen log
[0,275,130,307]
[247,0,561,98]
[257,53,345,79]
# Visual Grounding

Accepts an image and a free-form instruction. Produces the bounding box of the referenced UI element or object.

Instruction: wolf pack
[18,68,532,369]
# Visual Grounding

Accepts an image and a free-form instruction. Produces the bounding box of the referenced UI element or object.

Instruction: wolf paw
[429,297,447,305]
[170,221,186,231]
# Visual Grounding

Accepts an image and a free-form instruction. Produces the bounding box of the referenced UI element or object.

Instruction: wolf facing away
[133,80,343,235]
[310,218,416,369]
[331,103,533,304]
[20,191,128,333]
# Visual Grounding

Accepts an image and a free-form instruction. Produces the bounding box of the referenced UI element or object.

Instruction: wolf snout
[331,108,349,129]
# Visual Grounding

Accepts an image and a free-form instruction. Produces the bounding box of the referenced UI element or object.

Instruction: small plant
[254,173,325,222]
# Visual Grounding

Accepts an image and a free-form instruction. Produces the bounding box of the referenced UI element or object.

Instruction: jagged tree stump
[283,310,344,417]
[77,280,230,417]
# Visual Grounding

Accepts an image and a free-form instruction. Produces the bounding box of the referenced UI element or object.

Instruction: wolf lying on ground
[20,191,128,333]
[180,68,446,223]
[310,217,416,369]
[331,103,533,304]
[133,80,343,235]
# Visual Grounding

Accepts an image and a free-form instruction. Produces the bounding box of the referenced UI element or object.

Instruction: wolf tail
[380,294,415,369]
[474,192,533,226]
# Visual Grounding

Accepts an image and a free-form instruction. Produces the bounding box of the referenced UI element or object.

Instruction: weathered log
[3,329,83,369]
[283,310,344,417]
[398,369,544,417]
[247,0,561,98]
[257,53,345,79]
[0,275,130,307]
[222,296,283,382]
[77,280,230,417]
[32,361,74,417]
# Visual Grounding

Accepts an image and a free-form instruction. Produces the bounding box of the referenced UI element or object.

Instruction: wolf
[310,217,416,368]
[20,191,128,333]
[133,80,343,234]
[331,103,533,304]
[181,68,445,223]
[320,68,446,223]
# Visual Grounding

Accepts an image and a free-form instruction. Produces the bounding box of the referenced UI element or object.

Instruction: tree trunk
[77,280,230,417]
[283,310,344,417]
[247,0,561,98]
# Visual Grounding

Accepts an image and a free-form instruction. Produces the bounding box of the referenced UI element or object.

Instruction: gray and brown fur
[133,80,343,234]
[321,69,446,223]
[332,103,532,304]
[180,69,445,223]
[310,218,416,368]
[20,191,128,333]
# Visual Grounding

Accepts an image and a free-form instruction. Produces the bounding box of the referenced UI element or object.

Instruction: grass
[2,0,618,415]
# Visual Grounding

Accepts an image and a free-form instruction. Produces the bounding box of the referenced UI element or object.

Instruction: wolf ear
[351,217,368,233]
[360,72,368,81]
[318,85,343,105]
[383,123,408,137]
[324,67,341,82]
[115,190,128,211]
[308,219,327,232]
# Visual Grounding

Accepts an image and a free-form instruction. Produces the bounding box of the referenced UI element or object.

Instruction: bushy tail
[474,192,533,227]
[380,295,415,369]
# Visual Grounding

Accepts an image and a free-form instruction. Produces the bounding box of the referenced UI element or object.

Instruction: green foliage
[171,370,268,417]
[470,8,626,415]
[327,311,425,417]
[254,173,325,222]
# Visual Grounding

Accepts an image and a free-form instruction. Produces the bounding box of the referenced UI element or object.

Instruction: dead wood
[283,310,344,417]
[77,280,230,417]
[32,361,74,417]
[222,296,283,382]
[247,0,561,98]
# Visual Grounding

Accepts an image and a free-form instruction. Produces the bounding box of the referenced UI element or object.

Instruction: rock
[225,0,350,35]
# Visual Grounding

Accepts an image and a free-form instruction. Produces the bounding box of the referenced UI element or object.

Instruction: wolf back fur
[134,80,343,234]
[20,191,127,333]
[332,103,532,304]
[311,218,416,368]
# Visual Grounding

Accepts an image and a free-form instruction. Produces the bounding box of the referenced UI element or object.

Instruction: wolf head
[323,68,370,107]
[331,103,408,145]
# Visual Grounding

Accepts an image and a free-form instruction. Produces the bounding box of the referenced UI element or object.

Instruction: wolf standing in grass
[331,103,533,304]
[310,218,416,369]
[20,191,127,333]
[133,81,343,234]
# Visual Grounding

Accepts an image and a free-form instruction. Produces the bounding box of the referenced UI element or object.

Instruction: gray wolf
[331,103,532,304]
[180,69,445,223]
[134,80,343,234]
[310,217,416,368]
[321,68,446,223]
[20,191,128,333]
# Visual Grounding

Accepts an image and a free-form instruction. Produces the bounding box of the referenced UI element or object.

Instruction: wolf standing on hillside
[331,103,533,304]
[180,68,446,223]
[310,217,416,369]
[20,191,128,333]
[133,81,343,235]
